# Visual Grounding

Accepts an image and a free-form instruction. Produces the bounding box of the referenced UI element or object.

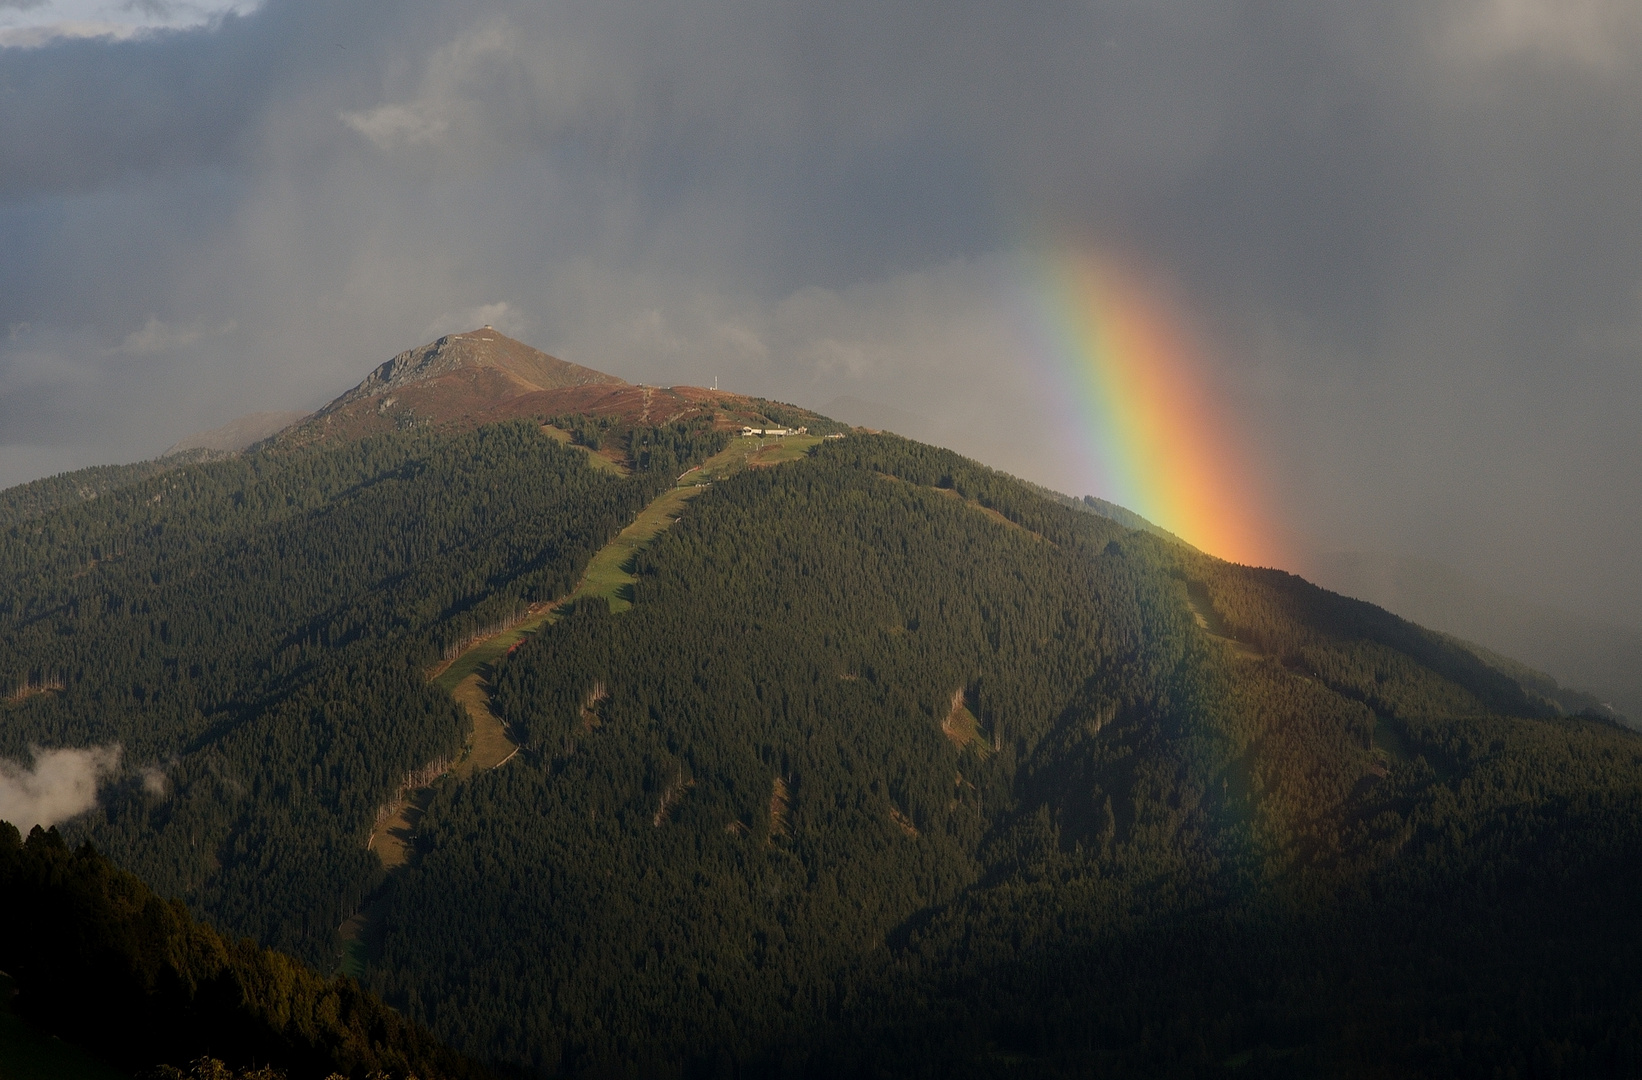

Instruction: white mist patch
[0,744,121,830]
[1444,0,1642,70]
[141,764,168,798]
[338,25,515,151]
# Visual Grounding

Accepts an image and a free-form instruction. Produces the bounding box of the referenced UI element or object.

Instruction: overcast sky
[1,0,1639,625]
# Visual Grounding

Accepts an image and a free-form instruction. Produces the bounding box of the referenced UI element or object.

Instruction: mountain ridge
[273,327,846,450]
[1307,549,1642,722]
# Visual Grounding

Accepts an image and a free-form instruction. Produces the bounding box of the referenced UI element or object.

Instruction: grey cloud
[0,20,270,196]
[0,0,1638,629]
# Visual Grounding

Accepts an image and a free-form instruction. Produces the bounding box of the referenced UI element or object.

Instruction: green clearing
[746,434,822,467]
[432,614,550,695]
[428,488,697,697]
[539,424,630,475]
[337,910,373,980]
[421,434,795,774]
[0,974,127,1080]
[370,785,438,870]
[539,435,779,616]
[939,686,995,760]
[571,485,697,613]
[449,675,518,775]
[941,697,992,759]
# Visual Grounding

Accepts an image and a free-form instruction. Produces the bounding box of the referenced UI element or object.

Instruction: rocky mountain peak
[317,328,625,418]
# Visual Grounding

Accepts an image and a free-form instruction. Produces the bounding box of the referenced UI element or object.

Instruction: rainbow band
[1033,250,1273,567]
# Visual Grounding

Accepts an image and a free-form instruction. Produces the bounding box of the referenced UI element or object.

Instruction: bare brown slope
[272,328,837,449]
[324,327,623,409]
[279,328,626,445]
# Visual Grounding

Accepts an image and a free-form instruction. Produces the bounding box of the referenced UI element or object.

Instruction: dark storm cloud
[1,0,1639,629]
[0,15,271,197]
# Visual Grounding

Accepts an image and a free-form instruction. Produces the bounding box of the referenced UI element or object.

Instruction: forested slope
[349,433,1641,1076]
[5,396,1637,1078]
[0,821,485,1079]
[0,417,724,966]
[0,456,188,527]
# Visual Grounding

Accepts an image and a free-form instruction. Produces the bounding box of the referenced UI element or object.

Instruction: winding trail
[342,433,804,973]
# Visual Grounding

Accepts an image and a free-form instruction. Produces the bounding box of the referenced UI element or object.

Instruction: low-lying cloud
[0,743,121,831]
[141,763,168,798]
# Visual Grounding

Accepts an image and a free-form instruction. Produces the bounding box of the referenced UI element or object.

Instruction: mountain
[0,327,838,526]
[1308,551,1642,721]
[314,326,619,415]
[280,327,843,450]
[3,330,1641,1077]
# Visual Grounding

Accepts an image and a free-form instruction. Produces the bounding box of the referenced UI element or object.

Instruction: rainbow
[1025,249,1277,567]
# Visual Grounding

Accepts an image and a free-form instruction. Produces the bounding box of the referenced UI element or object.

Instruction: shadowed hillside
[1307,550,1642,723]
[3,331,1639,1078]
[0,822,486,1079]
